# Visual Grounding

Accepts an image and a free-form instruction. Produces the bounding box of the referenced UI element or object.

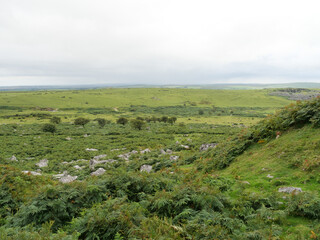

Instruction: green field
[0,88,291,125]
[1,88,320,239]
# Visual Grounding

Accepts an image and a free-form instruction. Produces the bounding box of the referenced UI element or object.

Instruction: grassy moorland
[1,88,320,239]
[0,88,291,125]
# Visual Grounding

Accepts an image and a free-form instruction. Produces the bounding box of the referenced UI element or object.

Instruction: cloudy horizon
[1,0,320,86]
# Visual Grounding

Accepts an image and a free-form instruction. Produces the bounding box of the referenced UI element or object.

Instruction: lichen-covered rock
[140,148,151,154]
[278,187,302,194]
[35,159,48,168]
[22,171,42,176]
[199,143,218,152]
[180,144,190,149]
[140,165,152,173]
[53,171,78,183]
[86,148,98,151]
[93,154,107,160]
[91,168,106,176]
[170,155,179,161]
[10,155,18,161]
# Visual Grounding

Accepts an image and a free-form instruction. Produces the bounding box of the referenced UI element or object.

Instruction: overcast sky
[1,0,320,86]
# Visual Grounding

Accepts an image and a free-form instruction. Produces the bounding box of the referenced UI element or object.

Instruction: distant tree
[42,123,56,134]
[131,119,145,130]
[96,118,107,128]
[168,117,177,124]
[74,117,90,127]
[117,117,128,125]
[160,116,169,123]
[198,110,204,115]
[136,116,144,121]
[50,116,61,124]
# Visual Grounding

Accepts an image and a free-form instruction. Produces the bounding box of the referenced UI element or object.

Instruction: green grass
[218,125,320,195]
[0,88,292,125]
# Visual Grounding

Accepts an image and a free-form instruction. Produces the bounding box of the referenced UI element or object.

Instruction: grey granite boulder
[35,159,48,168]
[278,187,302,194]
[91,168,106,176]
[140,165,152,173]
[199,143,218,152]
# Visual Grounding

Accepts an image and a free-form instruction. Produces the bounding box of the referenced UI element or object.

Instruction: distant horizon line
[0,82,320,91]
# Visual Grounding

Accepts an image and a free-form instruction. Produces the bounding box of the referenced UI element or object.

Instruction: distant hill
[0,82,320,91]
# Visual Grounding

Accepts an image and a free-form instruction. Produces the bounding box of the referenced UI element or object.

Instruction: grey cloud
[1,0,320,86]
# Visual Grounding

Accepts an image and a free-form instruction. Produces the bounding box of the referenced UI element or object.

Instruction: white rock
[91,168,106,176]
[35,159,48,168]
[278,187,302,194]
[199,143,218,152]
[93,154,107,160]
[170,155,179,161]
[267,174,274,179]
[166,149,173,154]
[73,165,83,170]
[55,171,77,183]
[180,144,190,149]
[10,155,18,161]
[140,148,151,154]
[86,148,98,151]
[22,171,42,176]
[59,175,78,183]
[140,165,153,173]
[65,137,72,141]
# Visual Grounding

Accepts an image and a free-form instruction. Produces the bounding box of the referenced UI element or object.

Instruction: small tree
[198,110,204,115]
[160,116,168,123]
[168,117,177,124]
[117,117,128,125]
[96,118,107,128]
[131,119,145,130]
[74,117,90,127]
[50,116,61,124]
[42,123,56,134]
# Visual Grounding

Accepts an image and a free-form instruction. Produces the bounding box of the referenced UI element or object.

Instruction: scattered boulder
[65,137,72,141]
[22,171,42,176]
[278,187,302,194]
[140,165,153,173]
[140,148,151,154]
[118,150,138,161]
[241,181,250,185]
[200,143,218,152]
[35,159,48,168]
[91,168,106,176]
[267,174,274,179]
[9,155,18,161]
[54,171,78,183]
[86,148,98,151]
[73,165,84,170]
[160,149,166,155]
[90,159,117,169]
[170,155,179,161]
[166,149,173,154]
[180,144,190,149]
[93,154,107,160]
[84,134,90,137]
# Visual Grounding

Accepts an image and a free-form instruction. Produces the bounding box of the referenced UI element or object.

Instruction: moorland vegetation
[0,88,319,239]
